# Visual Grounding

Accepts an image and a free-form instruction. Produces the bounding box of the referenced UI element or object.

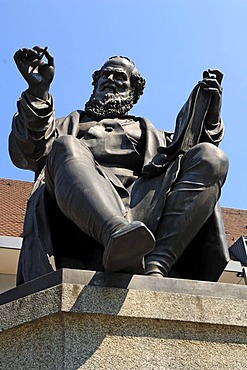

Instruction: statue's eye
[115,72,127,81]
[101,71,109,78]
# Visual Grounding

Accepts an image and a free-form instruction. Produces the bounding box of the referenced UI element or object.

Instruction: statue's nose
[107,73,114,81]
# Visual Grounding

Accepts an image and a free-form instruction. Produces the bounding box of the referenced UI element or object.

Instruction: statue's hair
[92,56,146,104]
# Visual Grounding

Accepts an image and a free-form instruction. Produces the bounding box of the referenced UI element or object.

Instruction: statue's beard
[84,92,135,118]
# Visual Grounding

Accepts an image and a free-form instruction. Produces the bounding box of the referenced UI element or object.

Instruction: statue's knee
[196,143,229,185]
[214,148,229,181]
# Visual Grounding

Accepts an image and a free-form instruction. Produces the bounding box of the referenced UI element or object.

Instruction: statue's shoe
[103,221,155,273]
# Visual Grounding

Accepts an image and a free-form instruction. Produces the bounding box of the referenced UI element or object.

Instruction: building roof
[221,207,247,247]
[0,178,32,237]
[0,178,247,247]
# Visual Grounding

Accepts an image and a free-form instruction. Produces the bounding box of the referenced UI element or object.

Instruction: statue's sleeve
[9,91,57,176]
[163,84,225,157]
[201,118,224,145]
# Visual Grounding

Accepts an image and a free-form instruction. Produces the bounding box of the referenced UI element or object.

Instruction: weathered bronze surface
[10,47,229,284]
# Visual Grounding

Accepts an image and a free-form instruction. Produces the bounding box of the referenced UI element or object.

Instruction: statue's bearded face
[85,58,136,117]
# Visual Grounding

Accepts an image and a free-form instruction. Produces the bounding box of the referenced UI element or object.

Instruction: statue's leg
[145,143,228,277]
[45,136,154,272]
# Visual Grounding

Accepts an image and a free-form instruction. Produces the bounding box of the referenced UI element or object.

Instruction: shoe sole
[103,221,155,273]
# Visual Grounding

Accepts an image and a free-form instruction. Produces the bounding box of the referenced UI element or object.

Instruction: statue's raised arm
[10,47,56,175]
[14,46,54,100]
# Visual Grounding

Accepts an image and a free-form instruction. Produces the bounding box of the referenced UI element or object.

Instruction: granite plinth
[1,269,247,369]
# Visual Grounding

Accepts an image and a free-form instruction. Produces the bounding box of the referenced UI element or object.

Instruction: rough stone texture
[1,270,247,369]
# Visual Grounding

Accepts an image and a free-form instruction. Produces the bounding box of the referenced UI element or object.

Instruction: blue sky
[1,0,247,209]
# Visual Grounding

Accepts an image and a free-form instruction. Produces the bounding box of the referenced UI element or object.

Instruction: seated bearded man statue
[10,46,229,285]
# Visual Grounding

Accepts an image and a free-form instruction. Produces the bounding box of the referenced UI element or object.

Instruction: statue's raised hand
[14,46,54,100]
[199,69,223,124]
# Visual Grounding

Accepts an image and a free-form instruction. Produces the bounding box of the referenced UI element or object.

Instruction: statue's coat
[9,84,229,284]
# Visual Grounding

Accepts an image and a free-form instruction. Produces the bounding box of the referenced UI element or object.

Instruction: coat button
[105,126,113,132]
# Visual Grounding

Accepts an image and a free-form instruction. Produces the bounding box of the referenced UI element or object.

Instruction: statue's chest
[77,118,143,167]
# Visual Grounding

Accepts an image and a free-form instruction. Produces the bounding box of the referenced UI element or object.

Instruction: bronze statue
[10,46,229,284]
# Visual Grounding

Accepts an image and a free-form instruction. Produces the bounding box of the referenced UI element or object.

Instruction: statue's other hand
[203,69,223,85]
[201,69,223,94]
[199,69,223,124]
[13,46,54,100]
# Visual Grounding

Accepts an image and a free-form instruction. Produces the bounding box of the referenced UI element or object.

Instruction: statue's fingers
[203,70,210,79]
[13,49,23,64]
[22,48,39,59]
[44,49,54,67]
[202,87,221,98]
[202,77,222,92]
[28,58,44,71]
[15,61,30,81]
[208,69,223,84]
[32,46,54,67]
[13,49,30,78]
[205,78,220,86]
[33,46,48,60]
[33,45,44,53]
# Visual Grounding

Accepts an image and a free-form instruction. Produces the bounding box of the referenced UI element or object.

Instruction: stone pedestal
[1,269,247,369]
